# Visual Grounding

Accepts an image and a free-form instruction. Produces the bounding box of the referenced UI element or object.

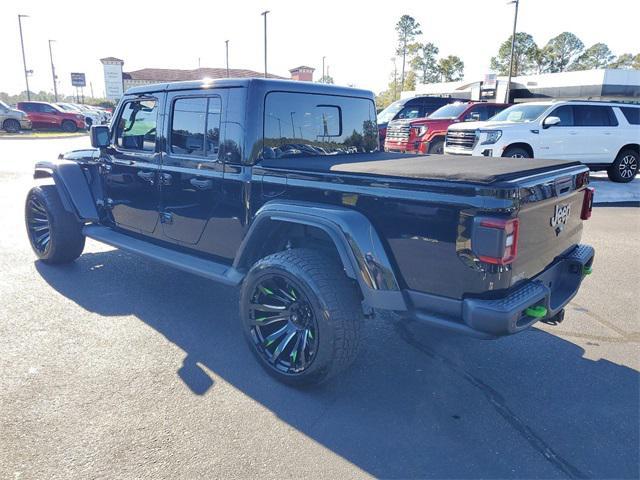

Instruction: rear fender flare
[235,200,407,311]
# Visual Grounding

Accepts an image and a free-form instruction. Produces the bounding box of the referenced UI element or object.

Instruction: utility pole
[18,15,31,101]
[391,57,398,101]
[261,10,269,78]
[225,40,230,77]
[505,0,520,103]
[90,81,94,98]
[322,56,326,83]
[48,39,58,102]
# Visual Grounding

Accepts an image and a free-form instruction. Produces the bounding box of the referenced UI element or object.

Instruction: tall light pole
[261,10,270,78]
[18,15,31,101]
[322,56,326,83]
[505,0,520,103]
[48,39,58,102]
[225,40,230,77]
[391,57,398,101]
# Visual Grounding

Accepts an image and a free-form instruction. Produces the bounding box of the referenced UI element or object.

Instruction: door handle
[568,131,578,135]
[137,170,155,184]
[160,173,172,186]
[112,159,134,166]
[189,178,213,190]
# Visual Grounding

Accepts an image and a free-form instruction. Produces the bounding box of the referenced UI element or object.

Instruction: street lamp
[225,40,230,78]
[505,0,520,103]
[18,14,31,101]
[261,10,270,78]
[48,39,58,102]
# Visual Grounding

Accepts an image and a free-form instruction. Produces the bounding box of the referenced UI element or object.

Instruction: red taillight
[476,218,519,265]
[581,187,595,220]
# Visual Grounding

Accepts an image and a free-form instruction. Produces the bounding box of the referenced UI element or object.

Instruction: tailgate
[510,171,588,286]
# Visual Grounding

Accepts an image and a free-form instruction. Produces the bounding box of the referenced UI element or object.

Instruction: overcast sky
[2,0,639,98]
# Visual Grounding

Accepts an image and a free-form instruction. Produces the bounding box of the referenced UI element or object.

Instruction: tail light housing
[472,217,520,265]
[581,187,595,220]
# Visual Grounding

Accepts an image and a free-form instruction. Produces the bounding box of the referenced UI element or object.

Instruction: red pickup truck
[384,102,510,154]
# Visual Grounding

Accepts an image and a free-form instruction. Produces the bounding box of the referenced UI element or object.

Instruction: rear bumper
[403,244,595,339]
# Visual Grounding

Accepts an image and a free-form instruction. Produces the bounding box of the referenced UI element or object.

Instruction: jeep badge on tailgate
[551,204,571,235]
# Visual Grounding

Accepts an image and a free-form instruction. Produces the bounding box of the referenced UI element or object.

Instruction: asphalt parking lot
[1,137,639,479]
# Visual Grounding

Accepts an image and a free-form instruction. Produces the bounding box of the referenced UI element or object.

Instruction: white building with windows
[402,69,640,104]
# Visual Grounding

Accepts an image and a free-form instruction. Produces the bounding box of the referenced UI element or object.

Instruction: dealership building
[402,68,640,104]
[100,57,315,101]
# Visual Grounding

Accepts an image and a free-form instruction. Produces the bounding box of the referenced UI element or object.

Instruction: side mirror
[543,116,561,128]
[90,125,110,148]
[465,112,481,122]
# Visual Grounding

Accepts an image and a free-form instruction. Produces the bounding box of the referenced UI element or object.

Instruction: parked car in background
[57,103,101,128]
[377,96,466,144]
[17,101,85,132]
[445,100,640,182]
[0,100,31,133]
[85,105,111,124]
[385,102,510,154]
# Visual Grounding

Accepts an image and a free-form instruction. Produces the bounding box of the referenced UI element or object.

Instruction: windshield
[428,103,469,119]
[490,104,548,123]
[377,100,405,124]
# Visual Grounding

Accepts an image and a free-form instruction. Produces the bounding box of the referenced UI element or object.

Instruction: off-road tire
[607,149,638,183]
[61,120,77,133]
[3,119,20,133]
[240,248,363,386]
[25,185,85,264]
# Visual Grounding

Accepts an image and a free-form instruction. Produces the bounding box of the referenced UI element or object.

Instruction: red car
[384,101,510,154]
[17,101,86,132]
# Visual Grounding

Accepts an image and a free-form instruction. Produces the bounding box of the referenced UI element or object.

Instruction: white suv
[444,101,640,182]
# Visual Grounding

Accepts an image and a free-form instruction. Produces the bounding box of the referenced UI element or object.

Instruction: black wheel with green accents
[240,248,363,386]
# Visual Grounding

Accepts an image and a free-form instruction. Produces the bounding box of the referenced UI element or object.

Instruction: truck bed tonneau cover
[261,153,582,184]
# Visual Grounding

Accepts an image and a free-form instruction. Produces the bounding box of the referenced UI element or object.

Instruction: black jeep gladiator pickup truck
[25,79,595,385]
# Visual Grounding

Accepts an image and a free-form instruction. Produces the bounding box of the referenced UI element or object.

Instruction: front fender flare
[34,160,99,222]
[235,201,406,311]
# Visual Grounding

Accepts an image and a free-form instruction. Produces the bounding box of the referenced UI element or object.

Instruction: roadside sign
[481,73,497,100]
[70,72,86,87]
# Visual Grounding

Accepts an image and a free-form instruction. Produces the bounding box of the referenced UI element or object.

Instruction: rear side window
[170,96,222,158]
[115,99,158,152]
[20,103,35,112]
[620,107,640,125]
[263,92,377,158]
[574,105,618,127]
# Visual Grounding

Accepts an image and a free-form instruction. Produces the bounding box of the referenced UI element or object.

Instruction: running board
[83,225,243,286]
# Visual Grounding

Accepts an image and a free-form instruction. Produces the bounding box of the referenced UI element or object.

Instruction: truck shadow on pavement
[36,250,640,479]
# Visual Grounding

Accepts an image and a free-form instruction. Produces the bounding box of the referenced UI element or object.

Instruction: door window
[574,105,617,127]
[549,106,574,126]
[397,105,422,119]
[116,99,158,152]
[41,104,57,113]
[169,96,222,158]
[464,106,490,122]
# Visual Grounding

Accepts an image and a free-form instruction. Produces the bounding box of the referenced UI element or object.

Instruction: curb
[0,133,88,140]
